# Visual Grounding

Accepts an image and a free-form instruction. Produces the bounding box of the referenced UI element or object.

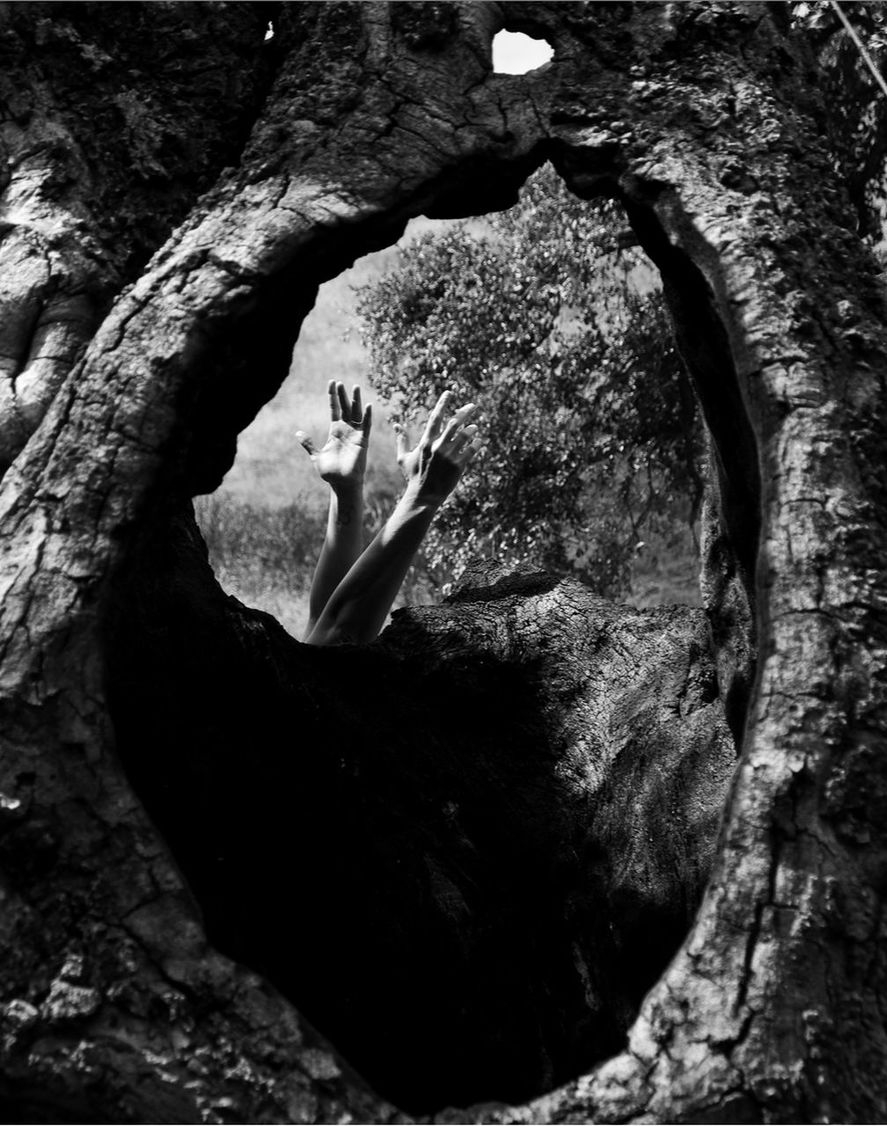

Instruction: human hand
[297,381,372,492]
[395,390,482,507]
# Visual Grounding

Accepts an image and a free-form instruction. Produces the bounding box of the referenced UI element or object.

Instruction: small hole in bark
[492,30,554,74]
[263,21,275,42]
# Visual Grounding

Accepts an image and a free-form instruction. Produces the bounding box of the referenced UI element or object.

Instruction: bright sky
[492,30,554,75]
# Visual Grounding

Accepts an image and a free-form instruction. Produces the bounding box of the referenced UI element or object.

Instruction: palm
[394,392,481,503]
[316,421,368,483]
[297,381,373,490]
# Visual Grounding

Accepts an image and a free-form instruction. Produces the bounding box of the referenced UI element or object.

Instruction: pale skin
[296,381,372,635]
[297,384,481,646]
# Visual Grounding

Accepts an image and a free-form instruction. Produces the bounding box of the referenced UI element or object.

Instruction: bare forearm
[306,485,364,631]
[305,485,437,646]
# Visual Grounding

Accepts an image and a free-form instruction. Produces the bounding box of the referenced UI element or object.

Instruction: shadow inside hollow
[105,503,734,1114]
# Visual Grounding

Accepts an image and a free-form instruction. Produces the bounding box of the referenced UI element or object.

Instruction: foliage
[791,1,887,243]
[357,165,702,596]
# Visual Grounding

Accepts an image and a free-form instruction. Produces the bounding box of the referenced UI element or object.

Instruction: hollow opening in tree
[193,164,705,640]
[109,154,750,1116]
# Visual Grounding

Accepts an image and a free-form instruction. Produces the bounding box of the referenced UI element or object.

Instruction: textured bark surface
[1,1,887,1122]
[0,1,272,471]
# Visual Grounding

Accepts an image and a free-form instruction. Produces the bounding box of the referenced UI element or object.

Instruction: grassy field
[195,215,700,637]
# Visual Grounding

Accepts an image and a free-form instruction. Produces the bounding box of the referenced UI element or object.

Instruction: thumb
[295,430,315,457]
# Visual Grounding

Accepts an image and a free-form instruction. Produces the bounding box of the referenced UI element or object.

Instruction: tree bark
[1,2,886,1122]
[0,0,273,472]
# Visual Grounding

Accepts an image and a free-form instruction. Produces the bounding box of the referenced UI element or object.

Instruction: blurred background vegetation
[195,165,703,639]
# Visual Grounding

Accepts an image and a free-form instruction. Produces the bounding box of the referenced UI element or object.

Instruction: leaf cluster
[791,1,887,241]
[357,166,702,596]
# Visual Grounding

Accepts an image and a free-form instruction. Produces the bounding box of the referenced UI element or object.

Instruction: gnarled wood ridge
[1,2,886,1122]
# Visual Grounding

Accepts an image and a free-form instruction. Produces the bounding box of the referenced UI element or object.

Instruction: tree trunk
[2,2,886,1122]
[0,0,273,472]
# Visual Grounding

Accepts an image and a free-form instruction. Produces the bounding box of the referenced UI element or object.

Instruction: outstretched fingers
[329,381,371,430]
[423,389,454,441]
[454,434,483,467]
[361,401,372,436]
[446,423,478,462]
[438,403,476,446]
[328,380,340,421]
[337,381,351,421]
[448,422,478,451]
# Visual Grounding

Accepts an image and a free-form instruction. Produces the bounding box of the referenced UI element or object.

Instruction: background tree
[359,166,703,596]
[792,0,887,246]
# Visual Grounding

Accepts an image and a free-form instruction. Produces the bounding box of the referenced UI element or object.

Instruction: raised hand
[306,390,483,645]
[297,381,372,492]
[395,390,482,506]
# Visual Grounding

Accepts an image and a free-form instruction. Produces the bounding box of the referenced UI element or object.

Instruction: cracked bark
[0,0,274,472]
[1,2,887,1123]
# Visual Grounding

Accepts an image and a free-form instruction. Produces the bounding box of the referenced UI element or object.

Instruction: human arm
[305,391,481,647]
[297,381,372,636]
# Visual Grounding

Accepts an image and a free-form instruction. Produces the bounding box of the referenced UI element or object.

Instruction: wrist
[401,480,444,512]
[331,487,363,530]
[331,477,364,500]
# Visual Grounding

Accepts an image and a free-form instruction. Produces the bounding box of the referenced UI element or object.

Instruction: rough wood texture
[0,1,271,470]
[1,1,886,1122]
